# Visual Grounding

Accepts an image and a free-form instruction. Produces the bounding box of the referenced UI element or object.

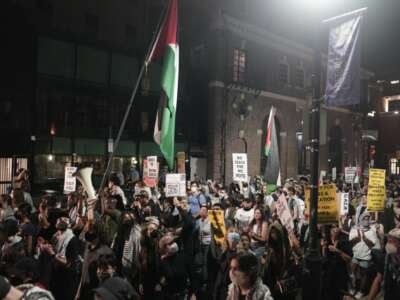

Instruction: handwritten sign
[166,173,186,197]
[276,194,294,232]
[63,166,77,193]
[367,168,386,212]
[232,153,248,182]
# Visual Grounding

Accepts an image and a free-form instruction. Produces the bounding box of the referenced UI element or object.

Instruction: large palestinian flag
[146,0,179,169]
[264,106,281,186]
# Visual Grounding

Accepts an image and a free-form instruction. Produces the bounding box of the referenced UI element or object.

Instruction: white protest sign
[319,170,326,185]
[276,194,294,232]
[147,156,159,179]
[332,167,337,181]
[63,166,77,193]
[340,193,349,215]
[166,173,186,197]
[232,153,248,182]
[345,167,357,183]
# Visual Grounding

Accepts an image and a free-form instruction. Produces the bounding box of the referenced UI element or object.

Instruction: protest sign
[232,153,248,182]
[165,173,186,197]
[318,184,338,224]
[340,193,349,215]
[367,168,386,212]
[345,167,357,183]
[332,167,337,181]
[304,184,338,223]
[208,209,226,247]
[143,157,159,188]
[63,166,77,193]
[276,194,294,232]
[147,156,158,178]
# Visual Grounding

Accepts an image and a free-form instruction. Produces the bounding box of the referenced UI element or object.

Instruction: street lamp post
[303,26,323,300]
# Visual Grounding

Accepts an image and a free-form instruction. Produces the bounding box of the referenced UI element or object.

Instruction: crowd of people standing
[0,167,399,300]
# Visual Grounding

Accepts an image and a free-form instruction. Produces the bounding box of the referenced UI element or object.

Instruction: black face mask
[122,219,134,227]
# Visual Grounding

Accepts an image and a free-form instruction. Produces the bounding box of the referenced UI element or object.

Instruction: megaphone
[73,166,97,222]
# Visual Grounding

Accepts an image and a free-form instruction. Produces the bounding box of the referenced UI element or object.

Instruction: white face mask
[191,187,198,193]
[168,242,179,255]
[385,243,398,255]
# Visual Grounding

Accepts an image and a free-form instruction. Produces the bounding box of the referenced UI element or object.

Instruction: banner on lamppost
[325,10,364,106]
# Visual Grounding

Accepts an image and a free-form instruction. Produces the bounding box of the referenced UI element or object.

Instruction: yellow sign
[208,209,226,247]
[304,184,338,224]
[367,168,386,212]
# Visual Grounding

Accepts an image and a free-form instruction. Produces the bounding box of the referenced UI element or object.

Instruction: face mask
[191,187,198,193]
[228,232,240,243]
[168,242,179,255]
[361,220,369,228]
[385,243,398,254]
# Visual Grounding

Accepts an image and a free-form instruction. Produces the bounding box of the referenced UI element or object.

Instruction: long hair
[249,206,266,234]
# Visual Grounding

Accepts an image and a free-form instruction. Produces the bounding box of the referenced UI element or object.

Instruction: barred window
[233,48,246,83]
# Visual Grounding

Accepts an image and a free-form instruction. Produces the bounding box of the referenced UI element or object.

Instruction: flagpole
[97,2,168,205]
[322,7,367,23]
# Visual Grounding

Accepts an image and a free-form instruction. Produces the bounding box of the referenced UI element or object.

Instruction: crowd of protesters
[0,166,399,300]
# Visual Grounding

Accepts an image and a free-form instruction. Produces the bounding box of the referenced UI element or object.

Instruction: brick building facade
[199,9,374,183]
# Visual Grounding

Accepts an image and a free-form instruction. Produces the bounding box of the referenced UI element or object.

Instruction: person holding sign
[349,212,379,299]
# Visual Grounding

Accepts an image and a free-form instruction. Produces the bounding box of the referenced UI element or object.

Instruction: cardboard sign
[165,173,186,197]
[232,153,248,182]
[304,184,338,224]
[276,194,294,232]
[63,166,77,193]
[208,209,226,247]
[340,193,349,215]
[345,167,357,183]
[318,184,338,224]
[367,168,386,212]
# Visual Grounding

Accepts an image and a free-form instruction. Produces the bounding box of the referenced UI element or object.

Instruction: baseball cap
[94,277,138,300]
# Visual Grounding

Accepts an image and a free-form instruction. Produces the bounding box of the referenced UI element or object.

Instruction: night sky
[258,0,400,80]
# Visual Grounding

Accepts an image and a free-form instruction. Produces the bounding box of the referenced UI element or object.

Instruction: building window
[233,48,246,83]
[295,62,305,88]
[85,12,99,36]
[278,56,289,85]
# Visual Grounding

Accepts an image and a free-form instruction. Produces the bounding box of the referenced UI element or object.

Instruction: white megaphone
[73,166,97,222]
